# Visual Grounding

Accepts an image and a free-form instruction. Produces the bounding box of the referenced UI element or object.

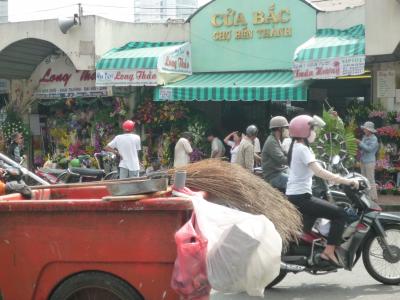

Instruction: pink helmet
[289,115,315,138]
[122,120,135,132]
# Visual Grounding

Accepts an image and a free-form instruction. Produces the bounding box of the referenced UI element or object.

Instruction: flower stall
[135,97,210,168]
[350,104,400,195]
[36,97,127,168]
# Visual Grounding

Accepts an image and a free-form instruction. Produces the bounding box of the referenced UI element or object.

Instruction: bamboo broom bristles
[169,159,302,247]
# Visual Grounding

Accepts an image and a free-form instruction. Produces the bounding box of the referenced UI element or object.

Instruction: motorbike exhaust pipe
[280,262,306,273]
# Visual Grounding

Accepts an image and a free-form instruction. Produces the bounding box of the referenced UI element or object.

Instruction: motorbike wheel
[362,224,400,285]
[50,271,142,300]
[266,271,287,289]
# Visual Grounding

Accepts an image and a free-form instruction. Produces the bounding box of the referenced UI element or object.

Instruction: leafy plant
[314,108,357,164]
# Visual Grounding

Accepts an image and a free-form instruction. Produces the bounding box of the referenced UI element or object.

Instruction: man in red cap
[105,120,141,179]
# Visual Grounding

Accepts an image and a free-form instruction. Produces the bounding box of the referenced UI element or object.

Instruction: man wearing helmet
[236,125,258,171]
[261,116,290,190]
[105,120,141,179]
[286,115,359,267]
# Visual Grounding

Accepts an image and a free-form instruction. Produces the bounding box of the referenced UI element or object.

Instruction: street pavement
[212,263,400,300]
[212,212,400,300]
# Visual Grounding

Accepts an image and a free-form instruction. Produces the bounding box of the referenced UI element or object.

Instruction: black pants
[287,193,347,246]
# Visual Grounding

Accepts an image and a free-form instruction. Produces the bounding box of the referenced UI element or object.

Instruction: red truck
[0,183,192,300]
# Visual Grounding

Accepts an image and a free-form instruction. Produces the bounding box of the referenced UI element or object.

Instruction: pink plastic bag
[171,213,211,300]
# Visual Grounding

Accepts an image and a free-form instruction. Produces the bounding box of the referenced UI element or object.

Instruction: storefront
[27,53,122,167]
[154,0,320,139]
[95,41,194,167]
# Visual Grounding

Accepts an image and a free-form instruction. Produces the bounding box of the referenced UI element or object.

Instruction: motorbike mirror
[331,155,340,165]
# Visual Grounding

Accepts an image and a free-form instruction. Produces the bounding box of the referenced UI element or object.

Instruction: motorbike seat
[38,168,67,176]
[300,231,322,244]
[70,168,105,177]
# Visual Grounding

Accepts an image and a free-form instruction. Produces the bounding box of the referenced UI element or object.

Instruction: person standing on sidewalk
[174,132,193,168]
[8,132,25,164]
[105,120,141,179]
[207,132,225,158]
[356,121,379,201]
[223,131,242,163]
[236,125,258,171]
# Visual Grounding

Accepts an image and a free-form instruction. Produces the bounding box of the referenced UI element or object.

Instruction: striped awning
[96,42,183,70]
[293,24,365,80]
[154,71,308,101]
[96,42,191,86]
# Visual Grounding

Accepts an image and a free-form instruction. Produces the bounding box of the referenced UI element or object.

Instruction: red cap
[122,120,135,132]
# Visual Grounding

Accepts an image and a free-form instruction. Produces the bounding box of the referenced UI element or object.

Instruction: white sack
[191,196,282,297]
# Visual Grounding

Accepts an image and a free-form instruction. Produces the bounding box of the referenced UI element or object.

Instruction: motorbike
[35,152,119,184]
[269,170,400,288]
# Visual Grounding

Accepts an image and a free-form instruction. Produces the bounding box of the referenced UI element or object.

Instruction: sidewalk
[377,195,400,212]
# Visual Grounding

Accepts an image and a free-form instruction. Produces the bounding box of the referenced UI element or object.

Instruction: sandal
[320,253,343,268]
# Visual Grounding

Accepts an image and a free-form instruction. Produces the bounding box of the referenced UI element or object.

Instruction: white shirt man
[105,121,141,179]
[174,134,193,168]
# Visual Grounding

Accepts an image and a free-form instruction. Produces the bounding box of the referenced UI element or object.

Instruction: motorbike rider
[261,116,290,190]
[286,115,359,267]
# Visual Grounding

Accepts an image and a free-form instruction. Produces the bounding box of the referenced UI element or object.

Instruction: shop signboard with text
[157,42,192,75]
[190,0,317,72]
[32,55,109,99]
[96,69,158,86]
[293,55,366,80]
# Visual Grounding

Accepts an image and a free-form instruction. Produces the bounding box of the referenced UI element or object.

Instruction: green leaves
[314,108,357,163]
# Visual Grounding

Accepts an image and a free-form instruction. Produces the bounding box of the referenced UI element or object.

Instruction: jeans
[119,168,139,179]
[360,162,378,201]
[287,193,347,246]
[268,170,289,190]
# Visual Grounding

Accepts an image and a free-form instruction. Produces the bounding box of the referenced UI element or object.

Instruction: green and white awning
[293,25,365,80]
[154,71,308,101]
[96,42,192,86]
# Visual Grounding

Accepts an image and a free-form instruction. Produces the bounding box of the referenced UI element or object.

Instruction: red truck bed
[0,184,192,300]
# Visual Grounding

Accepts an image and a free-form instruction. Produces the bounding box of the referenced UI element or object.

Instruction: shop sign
[292,55,365,80]
[158,43,192,75]
[0,79,9,93]
[32,55,110,99]
[211,3,292,42]
[96,69,158,86]
[377,70,396,98]
[158,88,173,100]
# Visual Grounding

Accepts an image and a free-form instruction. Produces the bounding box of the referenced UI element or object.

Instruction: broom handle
[102,187,172,202]
[31,177,148,190]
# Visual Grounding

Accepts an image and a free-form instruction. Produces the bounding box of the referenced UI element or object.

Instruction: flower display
[39,98,121,164]
[376,126,400,140]
[368,110,387,119]
[136,99,188,126]
[1,119,30,142]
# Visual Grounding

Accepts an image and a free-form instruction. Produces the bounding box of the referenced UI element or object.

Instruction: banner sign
[32,55,110,99]
[96,69,158,86]
[377,70,396,98]
[293,55,365,80]
[158,88,173,100]
[157,42,192,75]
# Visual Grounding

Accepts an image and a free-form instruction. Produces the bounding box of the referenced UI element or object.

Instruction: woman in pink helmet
[286,115,359,267]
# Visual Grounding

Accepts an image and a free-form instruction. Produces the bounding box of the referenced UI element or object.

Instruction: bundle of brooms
[169,159,302,247]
